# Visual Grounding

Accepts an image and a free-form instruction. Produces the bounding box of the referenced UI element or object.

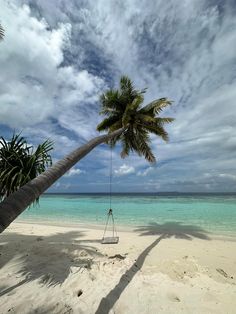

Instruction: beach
[1,1,236,313]
[0,221,236,314]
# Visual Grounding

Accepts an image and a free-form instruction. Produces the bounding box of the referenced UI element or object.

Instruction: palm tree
[97,76,173,162]
[0,24,4,40]
[0,133,53,200]
[0,76,173,233]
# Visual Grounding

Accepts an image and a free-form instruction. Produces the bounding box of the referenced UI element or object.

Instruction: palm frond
[97,115,120,132]
[155,117,175,124]
[142,122,169,141]
[136,113,157,124]
[120,138,132,159]
[108,120,123,132]
[122,95,144,127]
[140,98,172,115]
[99,90,122,114]
[99,107,118,116]
[0,24,4,40]
[137,138,156,163]
[120,128,134,158]
[120,76,134,93]
[128,127,156,163]
[97,75,174,163]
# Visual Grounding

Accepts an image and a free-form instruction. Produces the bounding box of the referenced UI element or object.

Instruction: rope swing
[101,143,119,244]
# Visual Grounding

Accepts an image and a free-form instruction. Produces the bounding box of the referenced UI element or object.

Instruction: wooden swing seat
[101,236,119,244]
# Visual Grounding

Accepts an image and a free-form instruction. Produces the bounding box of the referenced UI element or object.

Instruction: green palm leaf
[97,76,173,163]
[0,24,4,40]
[139,98,172,115]
[97,115,120,132]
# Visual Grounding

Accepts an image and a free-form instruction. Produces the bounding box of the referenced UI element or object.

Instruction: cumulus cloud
[137,167,153,177]
[65,167,85,177]
[0,2,105,143]
[1,0,236,192]
[0,3,69,127]
[114,164,135,177]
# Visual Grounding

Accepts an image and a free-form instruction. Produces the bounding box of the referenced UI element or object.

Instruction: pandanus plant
[0,24,4,40]
[0,134,53,200]
[0,76,173,232]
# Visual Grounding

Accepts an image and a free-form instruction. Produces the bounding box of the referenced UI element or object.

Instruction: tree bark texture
[0,128,124,233]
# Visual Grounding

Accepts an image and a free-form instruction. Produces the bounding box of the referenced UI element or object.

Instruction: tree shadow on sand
[0,230,102,297]
[135,221,210,240]
[95,221,210,314]
[9,303,74,314]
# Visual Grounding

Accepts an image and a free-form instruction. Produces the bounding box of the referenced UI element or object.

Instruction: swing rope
[102,208,116,240]
[109,141,112,209]
[101,143,118,243]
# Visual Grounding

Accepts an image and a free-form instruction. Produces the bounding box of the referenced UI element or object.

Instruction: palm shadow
[95,221,210,314]
[0,230,102,297]
[13,303,73,314]
[135,221,210,240]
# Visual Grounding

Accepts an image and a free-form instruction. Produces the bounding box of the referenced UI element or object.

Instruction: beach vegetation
[0,133,53,200]
[0,24,4,40]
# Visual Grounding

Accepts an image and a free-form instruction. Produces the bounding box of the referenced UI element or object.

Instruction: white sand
[0,222,236,314]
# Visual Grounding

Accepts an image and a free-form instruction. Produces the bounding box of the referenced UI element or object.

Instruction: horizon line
[44,192,236,195]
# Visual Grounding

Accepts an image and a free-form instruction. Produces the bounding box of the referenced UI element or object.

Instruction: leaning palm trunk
[0,128,124,233]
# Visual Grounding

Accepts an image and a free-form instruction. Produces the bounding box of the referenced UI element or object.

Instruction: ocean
[18,193,236,236]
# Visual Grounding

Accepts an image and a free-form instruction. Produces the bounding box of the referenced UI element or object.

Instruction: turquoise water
[18,193,236,236]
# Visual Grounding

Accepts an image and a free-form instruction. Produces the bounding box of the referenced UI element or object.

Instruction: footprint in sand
[167,293,181,302]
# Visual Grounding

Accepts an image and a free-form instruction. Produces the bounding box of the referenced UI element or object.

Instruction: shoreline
[1,221,236,313]
[16,218,236,240]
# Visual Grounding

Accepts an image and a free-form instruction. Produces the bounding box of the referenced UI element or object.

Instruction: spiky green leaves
[97,76,174,163]
[0,24,4,40]
[0,134,53,200]
[120,127,155,163]
[139,98,172,115]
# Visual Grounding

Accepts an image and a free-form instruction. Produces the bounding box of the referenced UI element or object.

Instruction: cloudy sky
[0,0,236,193]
